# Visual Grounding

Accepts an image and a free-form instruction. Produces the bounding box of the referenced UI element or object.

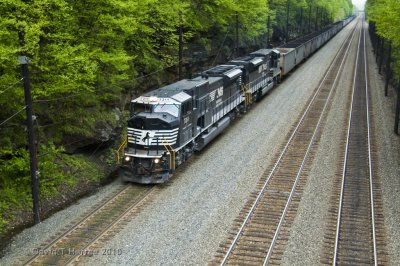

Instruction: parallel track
[22,185,155,266]
[212,19,359,266]
[325,15,387,266]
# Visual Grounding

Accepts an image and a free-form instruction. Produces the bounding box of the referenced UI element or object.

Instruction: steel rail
[263,17,360,266]
[64,187,155,265]
[23,184,130,265]
[23,185,154,266]
[332,18,362,266]
[364,15,378,265]
[220,18,359,266]
[332,14,377,266]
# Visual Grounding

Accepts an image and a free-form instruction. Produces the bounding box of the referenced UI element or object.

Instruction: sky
[352,0,366,10]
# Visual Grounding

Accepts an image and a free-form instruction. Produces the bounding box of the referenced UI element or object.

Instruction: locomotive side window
[132,103,151,115]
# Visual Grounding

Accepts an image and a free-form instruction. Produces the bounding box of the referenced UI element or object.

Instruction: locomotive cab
[250,49,281,83]
[120,91,196,184]
[121,67,244,184]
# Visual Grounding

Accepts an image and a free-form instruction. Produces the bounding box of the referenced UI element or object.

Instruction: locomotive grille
[127,127,179,146]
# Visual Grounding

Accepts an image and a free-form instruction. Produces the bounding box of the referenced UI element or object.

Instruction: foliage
[0,142,102,233]
[261,0,354,44]
[366,0,400,45]
[366,0,400,77]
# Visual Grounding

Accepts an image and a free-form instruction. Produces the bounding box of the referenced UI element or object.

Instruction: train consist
[120,17,354,184]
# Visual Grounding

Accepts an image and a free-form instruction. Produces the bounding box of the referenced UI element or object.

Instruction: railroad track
[322,16,388,265]
[211,19,359,266]
[22,184,156,266]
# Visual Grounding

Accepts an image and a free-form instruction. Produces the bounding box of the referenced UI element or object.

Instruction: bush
[0,143,102,234]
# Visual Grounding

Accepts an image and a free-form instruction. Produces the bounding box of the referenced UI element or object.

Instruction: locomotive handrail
[160,139,175,171]
[241,84,252,107]
[116,138,127,164]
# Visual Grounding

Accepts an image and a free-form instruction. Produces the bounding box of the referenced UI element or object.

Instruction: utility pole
[385,41,391,96]
[395,82,400,135]
[376,35,381,63]
[299,8,303,35]
[18,30,40,224]
[266,0,272,48]
[308,5,312,32]
[379,38,385,74]
[236,11,239,57]
[320,9,324,28]
[178,11,183,80]
[321,9,324,27]
[285,0,290,43]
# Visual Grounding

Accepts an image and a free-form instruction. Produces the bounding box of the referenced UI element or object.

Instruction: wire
[36,139,92,158]
[33,92,84,103]
[0,78,24,95]
[89,140,105,158]
[132,59,184,81]
[36,121,65,128]
[32,59,184,104]
[0,106,27,127]
[211,29,230,66]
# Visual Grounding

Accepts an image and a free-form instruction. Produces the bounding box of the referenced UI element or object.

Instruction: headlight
[124,156,131,162]
[154,158,160,164]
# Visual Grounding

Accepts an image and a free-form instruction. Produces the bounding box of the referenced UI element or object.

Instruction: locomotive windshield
[131,102,180,118]
[153,104,179,118]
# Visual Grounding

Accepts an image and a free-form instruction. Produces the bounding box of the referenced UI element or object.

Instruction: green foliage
[366,0,400,77]
[258,0,354,44]
[366,0,400,46]
[0,143,102,233]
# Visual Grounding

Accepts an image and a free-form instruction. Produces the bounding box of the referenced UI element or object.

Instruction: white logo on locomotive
[258,63,268,73]
[217,86,223,97]
[140,131,156,144]
[210,86,224,102]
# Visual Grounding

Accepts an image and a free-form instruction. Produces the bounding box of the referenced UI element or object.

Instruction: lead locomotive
[120,49,280,183]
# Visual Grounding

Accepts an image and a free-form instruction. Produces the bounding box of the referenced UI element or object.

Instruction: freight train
[120,17,354,184]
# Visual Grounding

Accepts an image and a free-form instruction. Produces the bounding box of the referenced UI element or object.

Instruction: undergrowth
[0,143,103,234]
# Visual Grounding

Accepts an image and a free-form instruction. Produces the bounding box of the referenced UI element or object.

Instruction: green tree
[366,0,400,76]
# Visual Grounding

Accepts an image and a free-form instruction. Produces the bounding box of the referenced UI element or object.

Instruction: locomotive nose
[128,116,146,129]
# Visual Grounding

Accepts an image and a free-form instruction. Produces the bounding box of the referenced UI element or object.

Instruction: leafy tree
[366,0,400,46]
[366,0,400,76]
